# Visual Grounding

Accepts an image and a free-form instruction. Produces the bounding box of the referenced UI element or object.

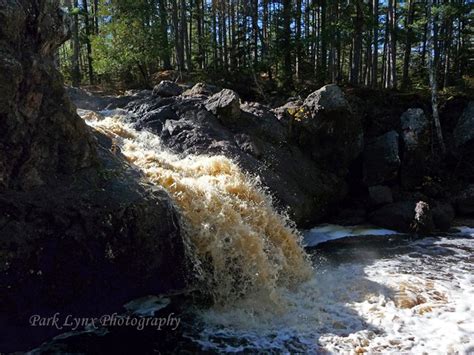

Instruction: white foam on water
[456,226,474,237]
[83,113,311,305]
[81,110,474,353]
[303,224,398,247]
[196,236,474,354]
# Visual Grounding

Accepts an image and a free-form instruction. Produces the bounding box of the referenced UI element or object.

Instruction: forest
[1,0,474,352]
[60,0,473,93]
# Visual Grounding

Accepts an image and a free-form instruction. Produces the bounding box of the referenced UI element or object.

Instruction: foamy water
[82,110,474,354]
[86,113,311,305]
[304,224,398,247]
[195,234,474,353]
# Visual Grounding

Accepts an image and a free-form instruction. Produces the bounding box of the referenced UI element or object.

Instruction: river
[36,110,473,354]
[192,226,474,353]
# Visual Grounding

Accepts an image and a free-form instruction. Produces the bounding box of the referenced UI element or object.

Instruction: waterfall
[87,115,312,304]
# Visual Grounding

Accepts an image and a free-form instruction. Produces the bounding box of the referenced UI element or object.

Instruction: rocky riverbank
[0,1,189,351]
[71,79,474,234]
[1,0,473,352]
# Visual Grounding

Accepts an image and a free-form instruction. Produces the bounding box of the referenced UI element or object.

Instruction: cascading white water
[84,112,474,354]
[196,233,474,353]
[86,114,312,305]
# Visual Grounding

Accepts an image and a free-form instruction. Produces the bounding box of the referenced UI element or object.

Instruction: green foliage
[58,0,473,93]
[91,0,165,86]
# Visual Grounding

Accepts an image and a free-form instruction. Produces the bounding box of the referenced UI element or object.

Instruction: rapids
[194,230,474,353]
[84,112,473,354]
[87,114,311,304]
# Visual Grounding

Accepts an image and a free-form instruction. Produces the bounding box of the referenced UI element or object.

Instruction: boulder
[432,201,455,231]
[453,102,474,177]
[368,185,393,206]
[240,102,287,144]
[272,98,303,126]
[133,105,179,134]
[303,84,350,112]
[126,92,346,227]
[152,80,183,97]
[369,201,416,232]
[453,101,474,149]
[411,201,435,235]
[452,184,474,216]
[0,135,189,352]
[363,131,400,186]
[205,89,241,124]
[182,82,218,97]
[400,108,431,188]
[368,200,430,234]
[292,84,364,176]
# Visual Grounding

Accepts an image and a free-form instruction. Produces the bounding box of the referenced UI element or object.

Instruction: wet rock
[294,84,364,176]
[369,200,443,233]
[133,105,179,134]
[453,102,474,149]
[329,208,367,226]
[453,102,474,178]
[152,80,183,97]
[368,185,393,206]
[369,201,416,232]
[432,201,455,231]
[411,201,435,234]
[125,93,345,226]
[452,184,474,216]
[0,134,189,352]
[0,2,190,350]
[363,131,400,186]
[0,0,96,190]
[400,108,431,188]
[205,89,241,124]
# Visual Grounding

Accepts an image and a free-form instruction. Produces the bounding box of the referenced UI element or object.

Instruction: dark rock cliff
[0,1,189,351]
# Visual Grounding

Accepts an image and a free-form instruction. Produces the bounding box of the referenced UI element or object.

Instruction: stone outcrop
[453,102,474,178]
[0,0,96,190]
[452,184,474,216]
[183,82,219,97]
[293,84,364,176]
[363,130,400,186]
[205,89,241,124]
[125,90,345,226]
[368,185,393,206]
[453,101,474,149]
[0,2,189,351]
[153,80,183,97]
[400,108,431,188]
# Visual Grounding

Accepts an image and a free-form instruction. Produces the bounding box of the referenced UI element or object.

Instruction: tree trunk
[69,0,81,87]
[427,0,446,155]
[211,0,218,70]
[295,0,302,80]
[158,0,172,70]
[350,0,363,86]
[171,0,183,74]
[401,0,414,89]
[372,0,379,87]
[282,0,293,88]
[82,0,94,85]
[181,0,191,71]
[388,0,397,88]
[319,0,327,83]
